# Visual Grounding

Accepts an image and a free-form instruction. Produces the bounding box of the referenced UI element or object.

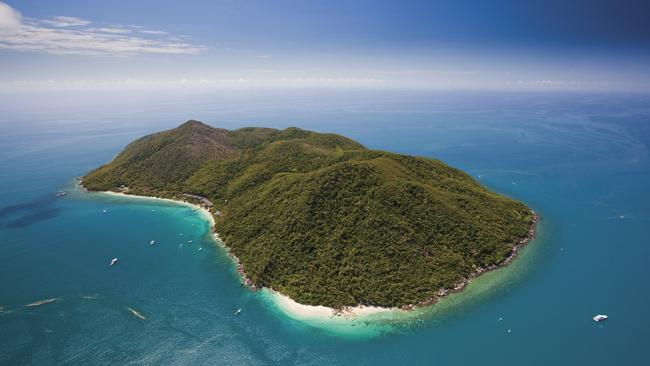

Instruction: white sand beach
[99,191,215,228]
[267,289,395,320]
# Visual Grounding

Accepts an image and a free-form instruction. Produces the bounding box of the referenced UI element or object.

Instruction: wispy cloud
[504,79,632,90]
[2,77,388,91]
[0,2,205,56]
[41,16,91,27]
[140,29,167,35]
[88,27,132,34]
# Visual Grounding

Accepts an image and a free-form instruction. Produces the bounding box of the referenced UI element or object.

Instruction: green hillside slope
[84,120,535,308]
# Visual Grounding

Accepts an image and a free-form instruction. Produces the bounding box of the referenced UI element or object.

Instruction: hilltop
[83,120,536,308]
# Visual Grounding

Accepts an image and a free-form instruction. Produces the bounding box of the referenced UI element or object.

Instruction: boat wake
[127,307,146,320]
[25,297,60,307]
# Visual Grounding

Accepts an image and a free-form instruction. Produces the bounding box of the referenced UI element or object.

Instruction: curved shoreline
[81,183,539,320]
[97,190,216,228]
[402,211,540,310]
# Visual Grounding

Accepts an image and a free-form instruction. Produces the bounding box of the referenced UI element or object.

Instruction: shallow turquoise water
[1,90,649,364]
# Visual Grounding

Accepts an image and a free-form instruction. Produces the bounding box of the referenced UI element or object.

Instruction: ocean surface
[0,90,649,365]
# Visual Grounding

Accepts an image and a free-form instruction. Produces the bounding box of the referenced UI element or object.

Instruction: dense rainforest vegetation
[84,120,535,308]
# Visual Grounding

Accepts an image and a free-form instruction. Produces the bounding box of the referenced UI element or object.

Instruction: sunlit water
[0,90,648,365]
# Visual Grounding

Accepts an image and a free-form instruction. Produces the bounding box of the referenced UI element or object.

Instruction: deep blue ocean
[0,90,648,365]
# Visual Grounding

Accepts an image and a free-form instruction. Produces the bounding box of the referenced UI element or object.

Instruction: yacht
[593,314,608,322]
[110,258,118,266]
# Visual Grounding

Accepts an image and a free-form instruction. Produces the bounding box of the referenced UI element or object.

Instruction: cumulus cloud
[0,2,205,56]
[0,1,21,29]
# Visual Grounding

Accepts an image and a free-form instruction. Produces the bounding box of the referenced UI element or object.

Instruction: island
[83,120,538,311]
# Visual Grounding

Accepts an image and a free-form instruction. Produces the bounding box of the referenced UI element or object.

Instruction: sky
[0,0,649,92]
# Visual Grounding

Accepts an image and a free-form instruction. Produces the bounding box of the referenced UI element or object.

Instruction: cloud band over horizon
[0,1,649,92]
[0,2,204,56]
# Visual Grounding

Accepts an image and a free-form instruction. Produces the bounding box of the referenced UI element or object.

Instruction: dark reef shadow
[5,208,62,228]
[0,194,63,228]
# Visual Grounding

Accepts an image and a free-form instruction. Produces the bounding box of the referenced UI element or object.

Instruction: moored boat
[593,314,608,322]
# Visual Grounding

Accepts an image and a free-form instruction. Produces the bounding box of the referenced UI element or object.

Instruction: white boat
[102,209,107,213]
[150,240,156,245]
[198,247,203,251]
[234,308,241,315]
[593,314,608,322]
[110,258,118,266]
[187,240,193,244]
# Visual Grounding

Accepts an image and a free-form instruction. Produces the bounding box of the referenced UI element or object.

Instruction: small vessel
[593,314,608,322]
[127,307,146,320]
[110,258,118,266]
[102,209,108,213]
[234,308,241,315]
[187,240,193,244]
[150,240,156,245]
[198,247,203,251]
